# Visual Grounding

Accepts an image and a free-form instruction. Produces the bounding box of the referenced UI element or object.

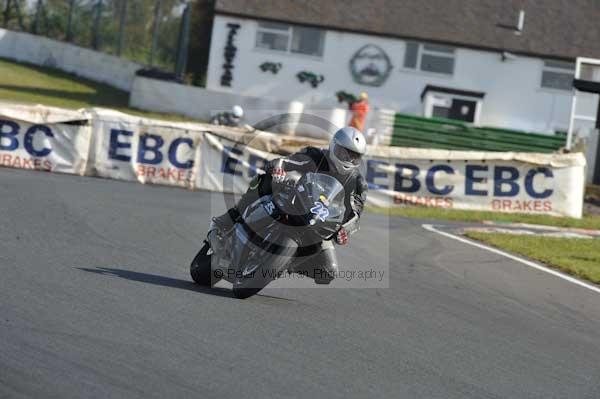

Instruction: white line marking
[422,224,600,295]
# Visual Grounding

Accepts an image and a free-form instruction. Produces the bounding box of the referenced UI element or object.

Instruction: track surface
[1,168,599,399]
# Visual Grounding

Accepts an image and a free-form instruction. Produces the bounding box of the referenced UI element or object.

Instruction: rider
[211,105,244,127]
[228,105,244,126]
[212,126,368,284]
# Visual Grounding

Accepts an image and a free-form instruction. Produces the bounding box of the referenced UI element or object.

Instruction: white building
[206,0,600,136]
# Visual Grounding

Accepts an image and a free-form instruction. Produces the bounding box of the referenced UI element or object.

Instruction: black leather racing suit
[210,112,240,127]
[225,146,368,283]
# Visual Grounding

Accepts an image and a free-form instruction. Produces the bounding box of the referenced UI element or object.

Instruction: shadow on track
[77,267,235,298]
[77,267,294,301]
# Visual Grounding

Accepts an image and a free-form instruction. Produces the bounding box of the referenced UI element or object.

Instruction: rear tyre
[190,241,215,286]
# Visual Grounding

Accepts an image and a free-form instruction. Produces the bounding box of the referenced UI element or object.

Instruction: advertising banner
[364,147,586,218]
[196,132,277,194]
[89,109,205,189]
[0,104,91,175]
[0,104,587,218]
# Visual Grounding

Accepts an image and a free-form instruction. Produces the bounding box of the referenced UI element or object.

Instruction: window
[256,22,324,57]
[291,26,324,56]
[541,60,575,91]
[255,22,290,52]
[404,42,419,69]
[404,42,455,75]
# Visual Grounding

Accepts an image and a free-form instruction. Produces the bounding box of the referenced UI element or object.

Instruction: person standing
[348,92,370,132]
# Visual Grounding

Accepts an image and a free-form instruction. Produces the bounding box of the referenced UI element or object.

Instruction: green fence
[392,113,567,153]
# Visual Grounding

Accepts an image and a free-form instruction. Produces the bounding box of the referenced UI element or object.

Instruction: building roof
[421,85,486,101]
[215,0,600,61]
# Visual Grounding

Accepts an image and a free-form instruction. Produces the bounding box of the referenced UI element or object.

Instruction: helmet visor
[333,145,362,166]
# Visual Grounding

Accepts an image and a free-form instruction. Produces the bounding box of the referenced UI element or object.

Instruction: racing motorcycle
[190,172,348,299]
[209,111,240,127]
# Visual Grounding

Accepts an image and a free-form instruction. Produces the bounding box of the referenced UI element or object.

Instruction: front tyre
[229,224,296,299]
[231,260,274,299]
[232,286,263,299]
[190,241,215,286]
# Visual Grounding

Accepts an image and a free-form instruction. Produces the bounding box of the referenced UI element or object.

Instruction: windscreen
[299,173,346,222]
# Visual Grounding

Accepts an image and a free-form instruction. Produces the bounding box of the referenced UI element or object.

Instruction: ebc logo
[221,146,268,178]
[0,120,54,156]
[366,160,554,200]
[108,129,194,169]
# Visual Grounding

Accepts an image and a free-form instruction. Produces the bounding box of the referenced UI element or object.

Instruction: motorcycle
[209,111,240,127]
[190,172,348,299]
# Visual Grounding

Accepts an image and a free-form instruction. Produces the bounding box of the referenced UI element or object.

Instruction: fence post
[175,4,191,79]
[117,0,127,56]
[91,0,103,50]
[149,0,162,66]
[65,0,76,42]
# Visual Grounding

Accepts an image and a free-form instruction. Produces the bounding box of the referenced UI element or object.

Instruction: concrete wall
[0,28,140,92]
[129,76,349,138]
[206,15,574,134]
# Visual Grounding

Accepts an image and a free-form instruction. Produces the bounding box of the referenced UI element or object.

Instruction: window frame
[290,25,325,57]
[255,22,292,53]
[255,21,325,58]
[403,42,456,76]
[540,60,575,92]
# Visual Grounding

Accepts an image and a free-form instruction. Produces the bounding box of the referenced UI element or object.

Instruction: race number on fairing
[310,201,330,222]
[263,201,276,215]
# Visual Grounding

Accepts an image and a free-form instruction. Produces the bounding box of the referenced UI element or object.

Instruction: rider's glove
[335,227,348,245]
[271,167,287,184]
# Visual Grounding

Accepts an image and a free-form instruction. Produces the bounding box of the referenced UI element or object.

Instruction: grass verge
[464,232,600,285]
[367,206,600,230]
[0,57,199,122]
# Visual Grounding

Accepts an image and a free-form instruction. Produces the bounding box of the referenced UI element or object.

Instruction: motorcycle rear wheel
[190,241,215,286]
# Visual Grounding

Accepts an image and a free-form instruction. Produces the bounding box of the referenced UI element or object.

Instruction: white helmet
[232,105,244,118]
[328,126,367,175]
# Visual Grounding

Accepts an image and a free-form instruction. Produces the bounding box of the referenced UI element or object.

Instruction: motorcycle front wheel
[231,258,275,299]
[231,237,297,299]
[190,241,216,286]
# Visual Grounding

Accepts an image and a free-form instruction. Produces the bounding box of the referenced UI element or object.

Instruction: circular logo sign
[349,44,393,87]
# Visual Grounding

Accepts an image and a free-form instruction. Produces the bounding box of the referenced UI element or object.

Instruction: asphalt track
[1,167,599,399]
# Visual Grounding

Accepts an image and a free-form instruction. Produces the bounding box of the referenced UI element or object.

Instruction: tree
[186,0,215,86]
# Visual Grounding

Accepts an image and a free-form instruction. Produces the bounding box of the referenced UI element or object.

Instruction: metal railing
[391,113,567,153]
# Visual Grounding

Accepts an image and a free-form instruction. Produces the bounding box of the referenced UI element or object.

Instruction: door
[449,99,477,122]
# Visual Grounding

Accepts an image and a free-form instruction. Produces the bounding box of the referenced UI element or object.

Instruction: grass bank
[464,232,600,285]
[367,206,600,231]
[0,58,197,122]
